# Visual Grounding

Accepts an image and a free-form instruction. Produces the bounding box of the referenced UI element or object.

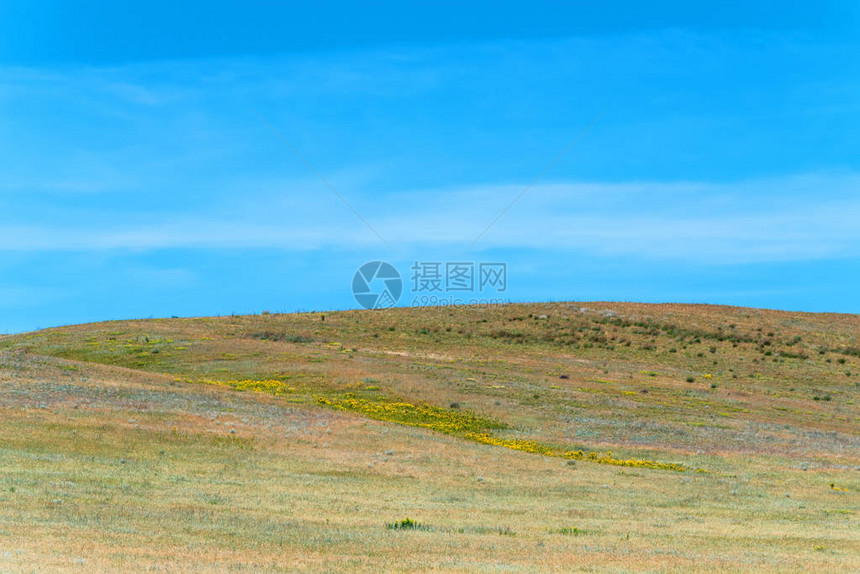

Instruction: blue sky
[0,2,858,332]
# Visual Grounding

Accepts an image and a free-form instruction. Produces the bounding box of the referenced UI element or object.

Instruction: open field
[0,302,858,572]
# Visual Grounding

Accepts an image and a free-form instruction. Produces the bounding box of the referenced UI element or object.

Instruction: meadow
[0,302,857,572]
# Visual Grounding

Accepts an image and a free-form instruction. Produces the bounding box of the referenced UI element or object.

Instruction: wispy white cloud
[0,172,857,265]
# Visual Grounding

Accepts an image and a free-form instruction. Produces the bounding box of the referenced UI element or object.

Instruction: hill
[0,302,857,572]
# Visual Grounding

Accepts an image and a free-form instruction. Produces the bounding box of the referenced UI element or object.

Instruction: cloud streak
[1,172,857,265]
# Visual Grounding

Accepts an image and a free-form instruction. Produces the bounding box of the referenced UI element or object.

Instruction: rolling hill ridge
[0,302,857,572]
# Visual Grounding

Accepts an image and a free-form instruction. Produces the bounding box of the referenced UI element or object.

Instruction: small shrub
[387,517,430,531]
[686,377,695,383]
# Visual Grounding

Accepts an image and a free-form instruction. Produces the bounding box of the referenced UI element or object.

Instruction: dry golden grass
[0,302,858,572]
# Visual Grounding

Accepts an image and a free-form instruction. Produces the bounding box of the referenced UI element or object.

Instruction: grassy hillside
[0,302,857,572]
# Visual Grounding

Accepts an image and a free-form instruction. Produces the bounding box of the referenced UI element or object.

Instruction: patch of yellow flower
[464,432,686,471]
[314,395,506,434]
[191,378,296,396]
[316,395,686,472]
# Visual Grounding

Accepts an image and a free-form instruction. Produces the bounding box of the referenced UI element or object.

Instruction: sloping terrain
[0,302,857,572]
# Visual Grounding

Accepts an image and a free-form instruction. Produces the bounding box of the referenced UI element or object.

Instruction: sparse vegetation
[0,301,857,572]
